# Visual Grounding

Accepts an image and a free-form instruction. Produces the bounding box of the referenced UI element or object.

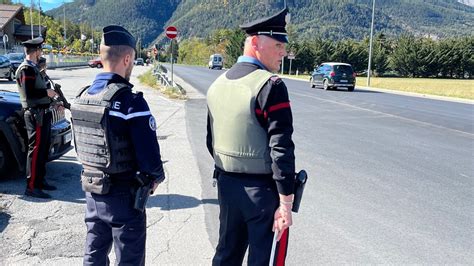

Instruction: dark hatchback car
[0,55,14,81]
[4,53,25,73]
[0,90,73,176]
[310,62,356,91]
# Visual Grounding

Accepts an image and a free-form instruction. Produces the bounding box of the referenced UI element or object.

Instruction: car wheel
[8,70,14,81]
[0,140,14,177]
[323,80,329,90]
[309,78,315,88]
[97,63,102,68]
[348,86,355,92]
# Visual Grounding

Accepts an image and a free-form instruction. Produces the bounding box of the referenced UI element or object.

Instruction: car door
[0,56,9,77]
[312,65,325,87]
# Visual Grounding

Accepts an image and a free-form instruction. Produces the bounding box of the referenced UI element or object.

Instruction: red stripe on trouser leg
[28,124,42,190]
[275,228,289,266]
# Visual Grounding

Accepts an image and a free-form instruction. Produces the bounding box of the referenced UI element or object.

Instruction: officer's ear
[123,52,133,66]
[250,35,260,50]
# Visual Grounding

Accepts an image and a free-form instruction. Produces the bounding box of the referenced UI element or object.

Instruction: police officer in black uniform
[207,8,296,265]
[16,37,59,199]
[70,25,165,265]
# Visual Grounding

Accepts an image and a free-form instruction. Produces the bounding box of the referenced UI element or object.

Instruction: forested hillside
[46,0,474,45]
[47,0,180,44]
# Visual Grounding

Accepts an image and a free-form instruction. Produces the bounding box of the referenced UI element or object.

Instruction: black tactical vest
[71,83,137,174]
[16,61,51,108]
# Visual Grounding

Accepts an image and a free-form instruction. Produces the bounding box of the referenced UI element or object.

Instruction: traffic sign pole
[171,40,174,86]
[165,26,178,87]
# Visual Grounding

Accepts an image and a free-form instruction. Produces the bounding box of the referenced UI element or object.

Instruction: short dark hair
[100,44,134,64]
[25,46,40,55]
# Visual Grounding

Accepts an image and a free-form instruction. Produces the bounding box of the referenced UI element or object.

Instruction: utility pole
[30,0,34,38]
[38,0,42,37]
[63,2,66,47]
[367,0,376,87]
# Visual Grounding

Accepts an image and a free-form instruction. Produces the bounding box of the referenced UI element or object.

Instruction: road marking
[291,91,474,138]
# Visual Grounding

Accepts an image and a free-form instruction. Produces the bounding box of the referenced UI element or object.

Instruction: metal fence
[45,54,94,68]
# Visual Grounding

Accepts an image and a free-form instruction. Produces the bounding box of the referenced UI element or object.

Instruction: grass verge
[283,74,473,100]
[138,70,187,100]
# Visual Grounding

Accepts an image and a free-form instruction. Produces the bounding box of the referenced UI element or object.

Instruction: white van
[208,54,223,70]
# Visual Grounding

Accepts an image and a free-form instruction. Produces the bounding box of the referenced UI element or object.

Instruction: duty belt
[82,170,137,187]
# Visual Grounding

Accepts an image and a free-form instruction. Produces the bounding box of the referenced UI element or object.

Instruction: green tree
[224,28,245,67]
[178,38,210,65]
[372,33,391,76]
[291,40,315,74]
[390,35,418,77]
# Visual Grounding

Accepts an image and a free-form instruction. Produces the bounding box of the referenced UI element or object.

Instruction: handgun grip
[292,170,307,213]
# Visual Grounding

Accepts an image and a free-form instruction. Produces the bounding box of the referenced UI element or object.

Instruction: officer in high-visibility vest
[16,37,59,199]
[207,8,295,265]
[71,25,165,265]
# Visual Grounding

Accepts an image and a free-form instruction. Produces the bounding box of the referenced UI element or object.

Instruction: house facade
[1,4,46,53]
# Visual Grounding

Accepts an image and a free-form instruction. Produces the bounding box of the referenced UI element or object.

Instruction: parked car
[4,52,25,73]
[135,58,144,66]
[310,62,356,91]
[88,57,102,68]
[0,90,73,176]
[0,55,14,81]
[208,54,223,70]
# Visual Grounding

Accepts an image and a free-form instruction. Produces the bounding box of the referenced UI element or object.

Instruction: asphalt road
[171,64,474,264]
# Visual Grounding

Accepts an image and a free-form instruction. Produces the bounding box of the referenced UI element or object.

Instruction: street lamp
[367,0,376,87]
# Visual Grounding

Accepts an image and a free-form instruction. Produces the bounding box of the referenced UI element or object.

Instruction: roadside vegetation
[355,77,473,100]
[138,70,186,100]
[287,74,473,100]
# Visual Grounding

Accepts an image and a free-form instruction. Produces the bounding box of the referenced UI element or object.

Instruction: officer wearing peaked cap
[16,36,60,199]
[207,7,296,265]
[70,25,165,266]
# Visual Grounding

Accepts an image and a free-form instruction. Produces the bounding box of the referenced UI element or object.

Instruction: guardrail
[152,64,186,95]
[152,64,172,87]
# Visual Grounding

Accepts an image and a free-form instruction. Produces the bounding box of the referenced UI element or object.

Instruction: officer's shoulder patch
[149,115,157,131]
[270,75,282,85]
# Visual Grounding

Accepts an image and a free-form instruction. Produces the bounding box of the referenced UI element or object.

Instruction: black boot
[42,181,57,191]
[25,188,51,199]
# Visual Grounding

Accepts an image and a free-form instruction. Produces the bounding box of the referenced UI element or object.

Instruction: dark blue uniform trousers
[84,185,146,266]
[212,173,279,266]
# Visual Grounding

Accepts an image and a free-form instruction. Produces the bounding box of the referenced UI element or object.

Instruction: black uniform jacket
[17,61,50,109]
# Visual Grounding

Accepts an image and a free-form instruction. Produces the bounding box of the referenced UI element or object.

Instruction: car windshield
[6,54,24,61]
[333,65,353,74]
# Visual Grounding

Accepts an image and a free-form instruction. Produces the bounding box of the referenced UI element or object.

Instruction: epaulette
[269,75,282,85]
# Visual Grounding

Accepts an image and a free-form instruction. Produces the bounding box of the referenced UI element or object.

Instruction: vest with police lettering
[16,60,50,108]
[207,69,274,174]
[71,83,137,174]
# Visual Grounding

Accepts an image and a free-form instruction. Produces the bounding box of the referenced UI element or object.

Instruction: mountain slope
[47,0,474,46]
[47,0,181,44]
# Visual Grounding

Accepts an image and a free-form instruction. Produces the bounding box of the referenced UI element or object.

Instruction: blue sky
[18,0,73,11]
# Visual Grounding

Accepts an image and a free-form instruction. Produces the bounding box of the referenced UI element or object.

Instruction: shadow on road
[0,160,85,204]
[147,193,218,211]
[0,212,11,233]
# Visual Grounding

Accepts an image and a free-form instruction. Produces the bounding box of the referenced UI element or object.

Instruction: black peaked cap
[22,37,44,48]
[240,8,289,43]
[102,25,136,50]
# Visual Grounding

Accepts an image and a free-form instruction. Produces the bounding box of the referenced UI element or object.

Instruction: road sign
[165,26,178,39]
[288,52,295,60]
